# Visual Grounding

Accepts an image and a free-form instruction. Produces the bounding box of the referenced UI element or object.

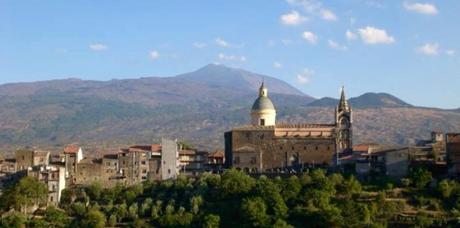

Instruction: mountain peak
[352,92,412,108]
[177,64,307,97]
[308,92,412,108]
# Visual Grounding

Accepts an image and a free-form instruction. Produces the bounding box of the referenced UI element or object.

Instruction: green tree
[437,179,456,199]
[115,203,128,222]
[1,176,48,213]
[220,169,255,197]
[81,209,106,228]
[410,168,432,189]
[86,182,103,201]
[128,203,139,220]
[282,176,301,203]
[241,197,270,227]
[44,206,70,227]
[70,202,86,217]
[108,214,117,227]
[255,178,288,219]
[203,214,220,228]
[272,219,294,228]
[190,195,203,215]
[0,212,27,228]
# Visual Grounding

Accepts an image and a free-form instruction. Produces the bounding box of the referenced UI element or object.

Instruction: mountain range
[0,64,459,153]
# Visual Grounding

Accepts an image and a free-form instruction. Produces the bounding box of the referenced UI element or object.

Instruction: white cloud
[89,43,108,51]
[346,30,357,40]
[150,50,160,60]
[193,42,207,48]
[321,9,337,21]
[446,49,456,56]
[328,40,347,50]
[403,2,438,15]
[416,43,439,55]
[273,62,283,69]
[218,53,246,62]
[286,0,337,21]
[296,68,314,84]
[280,10,307,25]
[215,38,230,48]
[215,38,244,48]
[302,31,318,44]
[358,26,395,44]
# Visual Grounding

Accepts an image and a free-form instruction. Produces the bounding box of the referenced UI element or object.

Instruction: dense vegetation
[2,168,460,227]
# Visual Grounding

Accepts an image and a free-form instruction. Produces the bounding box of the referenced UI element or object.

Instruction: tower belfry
[336,86,353,153]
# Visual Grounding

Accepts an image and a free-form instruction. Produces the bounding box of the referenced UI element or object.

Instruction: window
[250,157,257,164]
[168,169,171,174]
[260,119,265,126]
[141,161,146,165]
[315,146,319,151]
[142,169,147,174]
[292,146,294,150]
[234,156,240,164]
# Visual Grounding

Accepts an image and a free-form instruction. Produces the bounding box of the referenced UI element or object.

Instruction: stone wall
[230,128,336,172]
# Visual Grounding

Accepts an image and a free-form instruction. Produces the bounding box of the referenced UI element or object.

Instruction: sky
[0,0,459,109]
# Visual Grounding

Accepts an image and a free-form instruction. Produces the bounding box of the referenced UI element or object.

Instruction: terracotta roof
[353,143,380,152]
[151,144,162,152]
[125,144,163,153]
[64,145,80,154]
[208,151,224,158]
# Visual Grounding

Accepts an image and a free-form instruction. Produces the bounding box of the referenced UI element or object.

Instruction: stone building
[206,151,225,172]
[118,145,153,185]
[225,83,352,172]
[15,149,50,171]
[354,145,409,179]
[161,138,180,180]
[27,165,66,206]
[178,149,208,175]
[63,145,83,180]
[447,133,460,175]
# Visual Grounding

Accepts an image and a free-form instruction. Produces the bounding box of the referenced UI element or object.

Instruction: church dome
[251,96,275,111]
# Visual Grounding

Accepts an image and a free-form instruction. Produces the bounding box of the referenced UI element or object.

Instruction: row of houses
[0,138,225,206]
[344,132,460,180]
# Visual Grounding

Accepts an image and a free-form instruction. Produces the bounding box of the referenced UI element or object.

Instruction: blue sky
[0,0,459,109]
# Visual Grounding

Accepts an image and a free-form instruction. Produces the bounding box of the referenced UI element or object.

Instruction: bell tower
[336,86,352,153]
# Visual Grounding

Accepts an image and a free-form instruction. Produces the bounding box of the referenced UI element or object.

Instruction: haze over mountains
[0,64,459,152]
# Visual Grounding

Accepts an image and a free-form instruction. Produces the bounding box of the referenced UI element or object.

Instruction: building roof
[208,151,224,158]
[64,145,80,154]
[251,96,275,111]
[251,81,275,111]
[122,144,163,153]
[275,123,337,129]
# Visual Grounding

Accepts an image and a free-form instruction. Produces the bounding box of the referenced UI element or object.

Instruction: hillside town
[0,83,459,212]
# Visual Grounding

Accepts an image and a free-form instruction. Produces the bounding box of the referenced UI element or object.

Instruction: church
[224,82,352,172]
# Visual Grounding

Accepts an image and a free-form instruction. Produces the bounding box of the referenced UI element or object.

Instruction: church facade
[224,83,352,172]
